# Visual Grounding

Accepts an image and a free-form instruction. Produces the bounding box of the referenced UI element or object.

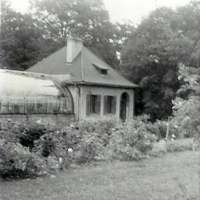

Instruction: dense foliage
[0,121,47,178]
[107,116,157,161]
[171,64,200,138]
[0,140,47,179]
[121,2,200,120]
[0,0,133,70]
[0,112,198,179]
[0,118,160,179]
[0,1,59,70]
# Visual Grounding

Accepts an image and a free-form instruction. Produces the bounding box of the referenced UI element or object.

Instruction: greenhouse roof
[0,69,74,114]
[0,69,70,97]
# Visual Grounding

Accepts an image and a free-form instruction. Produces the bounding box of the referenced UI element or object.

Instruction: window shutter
[86,95,91,115]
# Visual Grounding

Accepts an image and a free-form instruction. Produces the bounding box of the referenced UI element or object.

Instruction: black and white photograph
[0,0,199,199]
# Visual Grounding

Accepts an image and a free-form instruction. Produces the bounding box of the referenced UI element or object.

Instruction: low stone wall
[0,114,75,127]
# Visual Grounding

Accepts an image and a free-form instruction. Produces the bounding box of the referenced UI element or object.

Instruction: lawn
[0,151,199,200]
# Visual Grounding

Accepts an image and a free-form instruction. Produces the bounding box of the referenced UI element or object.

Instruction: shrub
[72,120,116,163]
[0,120,50,149]
[78,119,116,146]
[166,138,193,152]
[33,126,82,168]
[149,120,167,139]
[150,138,193,156]
[0,120,21,142]
[33,123,108,164]
[35,118,157,163]
[106,117,157,161]
[0,117,160,178]
[18,122,48,150]
[0,139,47,179]
[75,131,106,163]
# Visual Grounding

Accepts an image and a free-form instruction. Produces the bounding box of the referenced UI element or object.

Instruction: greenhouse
[0,70,74,115]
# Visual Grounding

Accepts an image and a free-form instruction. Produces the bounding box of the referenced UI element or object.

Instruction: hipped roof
[27,45,137,88]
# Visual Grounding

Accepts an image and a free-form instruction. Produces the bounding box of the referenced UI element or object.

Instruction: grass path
[0,151,199,200]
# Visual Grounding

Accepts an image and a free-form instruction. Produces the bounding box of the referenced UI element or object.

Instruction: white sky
[10,0,191,23]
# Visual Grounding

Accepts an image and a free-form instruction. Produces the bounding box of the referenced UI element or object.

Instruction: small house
[0,37,137,125]
[27,37,137,122]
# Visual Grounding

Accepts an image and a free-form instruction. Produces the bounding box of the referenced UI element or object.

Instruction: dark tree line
[121,1,200,121]
[1,0,200,121]
[0,0,133,70]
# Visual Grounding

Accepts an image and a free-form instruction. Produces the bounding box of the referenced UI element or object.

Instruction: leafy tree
[30,0,130,67]
[0,1,58,70]
[175,1,200,68]
[172,64,200,138]
[1,0,132,70]
[120,5,198,121]
[0,3,43,69]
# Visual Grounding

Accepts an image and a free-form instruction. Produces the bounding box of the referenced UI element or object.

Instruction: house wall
[73,85,134,121]
[0,85,134,125]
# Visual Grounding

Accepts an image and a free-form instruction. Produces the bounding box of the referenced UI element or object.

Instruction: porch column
[116,95,120,120]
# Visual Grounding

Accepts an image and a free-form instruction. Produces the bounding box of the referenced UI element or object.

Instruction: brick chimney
[66,36,83,63]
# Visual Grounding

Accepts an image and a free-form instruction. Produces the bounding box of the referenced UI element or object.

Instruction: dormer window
[93,64,108,75]
[100,69,108,75]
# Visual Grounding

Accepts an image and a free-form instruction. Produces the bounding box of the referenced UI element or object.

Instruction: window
[99,69,108,75]
[104,96,116,114]
[86,95,101,115]
[93,64,108,75]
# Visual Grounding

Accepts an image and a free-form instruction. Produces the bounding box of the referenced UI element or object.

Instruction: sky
[9,0,191,23]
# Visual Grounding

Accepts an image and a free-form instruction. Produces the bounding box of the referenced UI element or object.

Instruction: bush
[78,119,116,146]
[33,121,110,164]
[0,117,160,178]
[0,120,50,149]
[150,138,193,156]
[166,138,193,152]
[106,117,157,161]
[0,120,21,142]
[0,139,47,179]
[75,131,106,163]
[18,122,49,150]
[149,120,167,139]
[71,120,116,163]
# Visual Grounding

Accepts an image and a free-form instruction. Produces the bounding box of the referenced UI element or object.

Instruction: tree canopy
[121,3,200,120]
[171,64,200,137]
[0,0,133,69]
[0,1,61,70]
[30,0,135,67]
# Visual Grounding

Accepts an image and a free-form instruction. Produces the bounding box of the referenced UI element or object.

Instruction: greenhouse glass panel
[0,70,73,114]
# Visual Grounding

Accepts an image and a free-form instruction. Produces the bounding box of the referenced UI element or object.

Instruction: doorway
[120,92,129,121]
